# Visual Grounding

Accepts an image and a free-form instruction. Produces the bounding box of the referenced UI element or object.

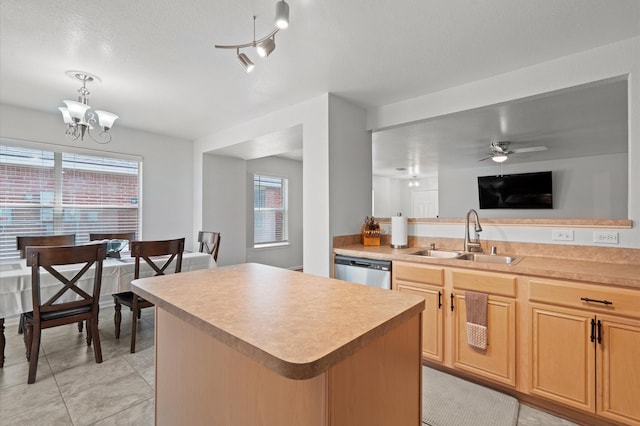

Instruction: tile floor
[1,306,577,426]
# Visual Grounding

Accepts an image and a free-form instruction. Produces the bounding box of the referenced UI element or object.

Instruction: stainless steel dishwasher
[334,255,391,289]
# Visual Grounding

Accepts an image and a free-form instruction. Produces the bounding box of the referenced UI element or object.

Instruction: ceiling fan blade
[477,155,493,162]
[511,146,547,154]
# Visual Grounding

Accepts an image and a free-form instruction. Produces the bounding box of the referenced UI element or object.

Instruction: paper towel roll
[391,213,408,248]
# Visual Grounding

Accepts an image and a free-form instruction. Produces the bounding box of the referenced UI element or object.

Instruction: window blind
[0,143,141,259]
[253,174,288,246]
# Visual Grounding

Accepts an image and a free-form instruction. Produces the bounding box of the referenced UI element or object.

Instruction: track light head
[256,36,276,58]
[275,0,289,29]
[237,51,254,72]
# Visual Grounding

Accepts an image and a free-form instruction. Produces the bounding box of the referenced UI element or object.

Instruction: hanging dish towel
[465,291,488,350]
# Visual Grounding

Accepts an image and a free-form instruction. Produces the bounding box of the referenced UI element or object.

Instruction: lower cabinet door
[529,304,595,412]
[452,292,516,386]
[397,282,444,363]
[597,315,640,425]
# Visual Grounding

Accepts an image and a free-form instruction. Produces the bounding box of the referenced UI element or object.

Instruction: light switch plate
[593,231,618,244]
[552,229,574,241]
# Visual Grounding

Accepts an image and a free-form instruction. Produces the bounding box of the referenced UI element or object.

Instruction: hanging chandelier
[58,71,119,144]
[214,0,290,73]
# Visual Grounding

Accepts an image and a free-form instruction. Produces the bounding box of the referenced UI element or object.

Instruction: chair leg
[27,324,41,384]
[91,315,103,364]
[131,298,138,354]
[18,314,24,334]
[77,320,83,333]
[114,299,122,339]
[24,321,33,361]
[86,320,92,346]
[0,318,5,368]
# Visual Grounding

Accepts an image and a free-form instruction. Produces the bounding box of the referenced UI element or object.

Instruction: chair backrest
[130,238,185,280]
[17,234,76,259]
[26,243,106,322]
[89,232,136,242]
[198,231,221,262]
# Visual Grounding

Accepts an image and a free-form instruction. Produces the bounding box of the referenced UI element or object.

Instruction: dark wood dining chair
[16,234,76,259]
[113,238,185,353]
[23,243,106,383]
[198,231,221,262]
[15,234,77,334]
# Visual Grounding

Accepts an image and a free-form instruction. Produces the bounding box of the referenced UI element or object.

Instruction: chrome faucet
[464,209,483,252]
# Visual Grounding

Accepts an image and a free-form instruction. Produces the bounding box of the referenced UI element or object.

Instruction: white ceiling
[1,0,639,169]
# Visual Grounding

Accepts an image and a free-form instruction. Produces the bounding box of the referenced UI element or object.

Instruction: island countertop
[131,262,424,380]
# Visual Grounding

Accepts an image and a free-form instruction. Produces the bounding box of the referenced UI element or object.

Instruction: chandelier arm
[214,27,279,49]
[87,128,112,144]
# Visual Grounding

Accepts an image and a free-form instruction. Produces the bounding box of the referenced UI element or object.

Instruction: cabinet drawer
[393,262,444,286]
[529,278,640,319]
[450,269,517,297]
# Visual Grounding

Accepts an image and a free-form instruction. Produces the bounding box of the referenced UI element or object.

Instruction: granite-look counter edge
[333,244,640,289]
[131,262,425,380]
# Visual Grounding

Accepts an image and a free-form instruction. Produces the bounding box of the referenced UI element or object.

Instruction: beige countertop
[333,244,640,290]
[131,263,425,380]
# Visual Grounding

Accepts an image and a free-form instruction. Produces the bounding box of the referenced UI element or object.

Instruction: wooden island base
[155,307,421,425]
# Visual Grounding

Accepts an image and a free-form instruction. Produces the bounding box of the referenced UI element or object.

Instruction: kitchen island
[131,263,425,425]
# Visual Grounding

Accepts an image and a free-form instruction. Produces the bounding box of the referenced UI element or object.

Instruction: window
[0,140,141,259]
[253,174,288,247]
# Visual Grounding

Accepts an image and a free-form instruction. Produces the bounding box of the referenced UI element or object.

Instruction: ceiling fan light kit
[492,153,508,163]
[215,0,290,73]
[58,70,119,144]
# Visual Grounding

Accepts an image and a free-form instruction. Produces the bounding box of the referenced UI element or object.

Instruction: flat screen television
[477,171,553,209]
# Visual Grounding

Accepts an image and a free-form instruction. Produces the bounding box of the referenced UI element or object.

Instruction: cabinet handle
[580,297,613,306]
[450,293,454,311]
[438,291,442,309]
[590,318,596,343]
[597,320,602,345]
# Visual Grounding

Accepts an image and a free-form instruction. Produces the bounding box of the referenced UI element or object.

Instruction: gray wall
[201,153,246,266]
[438,153,628,219]
[245,156,303,269]
[328,95,373,239]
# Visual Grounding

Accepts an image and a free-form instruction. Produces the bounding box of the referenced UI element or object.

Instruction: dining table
[0,251,216,367]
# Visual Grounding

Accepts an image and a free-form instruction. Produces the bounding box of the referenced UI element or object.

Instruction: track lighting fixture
[215,0,290,72]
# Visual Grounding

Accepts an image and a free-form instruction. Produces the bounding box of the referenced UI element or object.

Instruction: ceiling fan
[479,141,548,163]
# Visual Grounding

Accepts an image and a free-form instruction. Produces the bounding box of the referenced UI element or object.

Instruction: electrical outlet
[593,231,618,244]
[552,229,574,241]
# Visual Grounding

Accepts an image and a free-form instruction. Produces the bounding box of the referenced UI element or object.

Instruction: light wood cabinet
[393,262,517,386]
[529,303,596,411]
[450,269,517,387]
[451,291,517,386]
[393,262,444,363]
[597,314,640,425]
[528,277,640,425]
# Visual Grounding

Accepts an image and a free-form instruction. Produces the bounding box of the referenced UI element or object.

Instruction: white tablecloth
[0,252,216,318]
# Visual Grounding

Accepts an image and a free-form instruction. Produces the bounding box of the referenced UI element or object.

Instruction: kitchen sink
[409,249,461,259]
[457,253,517,264]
